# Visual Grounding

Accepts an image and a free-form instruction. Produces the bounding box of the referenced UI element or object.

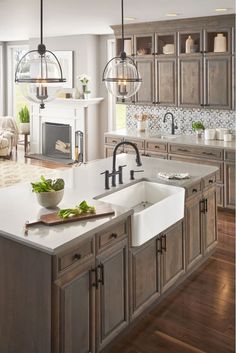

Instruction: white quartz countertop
[0,155,218,254]
[105,129,236,150]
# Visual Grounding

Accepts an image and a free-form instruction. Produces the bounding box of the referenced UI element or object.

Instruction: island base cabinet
[202,187,217,254]
[185,194,203,271]
[96,239,129,352]
[130,238,161,320]
[53,258,96,353]
[160,222,185,293]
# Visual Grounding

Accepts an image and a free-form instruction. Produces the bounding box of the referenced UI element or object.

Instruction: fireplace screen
[42,122,72,159]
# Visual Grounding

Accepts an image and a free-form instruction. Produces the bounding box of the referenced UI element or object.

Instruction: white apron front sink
[99,181,185,246]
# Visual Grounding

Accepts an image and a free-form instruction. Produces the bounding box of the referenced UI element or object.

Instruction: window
[0,45,3,116]
[7,44,29,118]
[116,104,126,130]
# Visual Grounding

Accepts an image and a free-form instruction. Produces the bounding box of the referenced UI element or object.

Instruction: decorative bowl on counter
[36,189,64,209]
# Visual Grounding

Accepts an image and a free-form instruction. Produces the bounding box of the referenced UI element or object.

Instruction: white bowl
[36,189,64,208]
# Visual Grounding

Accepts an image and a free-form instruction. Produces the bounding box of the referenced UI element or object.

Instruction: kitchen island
[0,154,218,353]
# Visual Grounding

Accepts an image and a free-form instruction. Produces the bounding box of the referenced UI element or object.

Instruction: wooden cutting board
[25,204,115,227]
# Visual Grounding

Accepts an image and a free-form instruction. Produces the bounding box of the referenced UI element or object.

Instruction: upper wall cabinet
[116,36,134,56]
[113,14,234,110]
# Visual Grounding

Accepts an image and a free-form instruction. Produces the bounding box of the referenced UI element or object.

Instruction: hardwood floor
[107,209,235,353]
[9,147,235,353]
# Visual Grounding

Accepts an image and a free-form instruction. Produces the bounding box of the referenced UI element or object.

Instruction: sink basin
[99,181,185,246]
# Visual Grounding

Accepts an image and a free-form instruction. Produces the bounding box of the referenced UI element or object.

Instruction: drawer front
[202,173,216,189]
[186,182,202,199]
[224,150,235,161]
[145,152,168,159]
[58,238,94,273]
[169,154,224,183]
[124,147,145,155]
[124,138,145,150]
[169,144,223,160]
[97,221,127,251]
[105,136,123,145]
[146,141,167,152]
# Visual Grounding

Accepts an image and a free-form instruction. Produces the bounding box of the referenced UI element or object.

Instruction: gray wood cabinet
[178,56,203,107]
[202,187,218,254]
[130,238,160,319]
[160,222,185,293]
[224,161,235,209]
[155,57,177,105]
[96,239,129,352]
[185,194,203,270]
[135,58,155,104]
[205,55,232,109]
[58,259,95,353]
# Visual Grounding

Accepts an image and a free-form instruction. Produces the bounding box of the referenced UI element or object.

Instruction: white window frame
[7,44,29,116]
[0,45,3,116]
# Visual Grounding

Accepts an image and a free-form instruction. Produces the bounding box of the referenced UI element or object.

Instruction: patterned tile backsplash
[126,105,236,135]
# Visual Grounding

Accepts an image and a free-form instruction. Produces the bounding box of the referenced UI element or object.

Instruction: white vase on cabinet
[214,33,226,53]
[185,35,194,54]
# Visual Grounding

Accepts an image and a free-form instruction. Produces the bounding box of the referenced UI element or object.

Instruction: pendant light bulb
[102,0,142,101]
[15,0,66,109]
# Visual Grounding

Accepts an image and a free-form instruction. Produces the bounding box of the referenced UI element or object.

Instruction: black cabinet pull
[200,199,206,213]
[157,237,162,254]
[73,253,81,261]
[161,234,167,252]
[205,198,208,213]
[209,179,214,183]
[98,264,104,286]
[91,268,98,288]
[111,233,118,239]
[202,152,214,156]
[178,148,189,152]
[192,188,198,193]
[155,145,160,149]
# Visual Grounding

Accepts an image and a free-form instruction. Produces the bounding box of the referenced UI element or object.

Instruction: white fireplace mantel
[30,97,104,162]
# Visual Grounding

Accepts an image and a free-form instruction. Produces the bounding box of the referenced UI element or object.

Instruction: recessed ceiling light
[215,8,228,12]
[166,13,179,17]
[124,17,137,21]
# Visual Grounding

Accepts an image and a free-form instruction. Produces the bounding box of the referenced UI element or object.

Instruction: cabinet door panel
[59,260,95,353]
[130,239,160,318]
[178,56,203,107]
[161,222,185,293]
[205,55,231,109]
[203,187,217,253]
[185,195,203,270]
[156,58,176,105]
[135,59,155,104]
[224,162,235,209]
[97,239,128,351]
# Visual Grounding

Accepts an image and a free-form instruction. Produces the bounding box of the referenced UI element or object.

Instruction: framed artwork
[53,50,74,88]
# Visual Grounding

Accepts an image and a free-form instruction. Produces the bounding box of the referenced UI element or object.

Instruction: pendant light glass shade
[15,0,66,109]
[103,53,141,100]
[102,0,142,101]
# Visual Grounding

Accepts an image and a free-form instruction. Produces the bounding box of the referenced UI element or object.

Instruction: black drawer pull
[98,264,104,285]
[155,145,160,149]
[177,148,189,152]
[112,140,117,143]
[111,233,118,239]
[209,179,214,183]
[161,234,167,252]
[157,238,162,254]
[73,253,81,261]
[192,188,198,193]
[202,152,214,156]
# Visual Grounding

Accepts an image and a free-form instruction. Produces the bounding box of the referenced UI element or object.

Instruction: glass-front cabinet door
[178,31,203,55]
[204,29,232,54]
[156,33,176,56]
[134,34,154,57]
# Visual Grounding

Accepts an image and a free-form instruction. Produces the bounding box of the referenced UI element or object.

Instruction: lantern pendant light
[15,0,66,109]
[102,0,142,102]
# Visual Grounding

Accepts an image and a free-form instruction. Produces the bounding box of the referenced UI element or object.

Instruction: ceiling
[0,0,235,41]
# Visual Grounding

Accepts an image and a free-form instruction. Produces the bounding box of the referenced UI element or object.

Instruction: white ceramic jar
[214,33,226,53]
[216,128,229,140]
[204,129,216,140]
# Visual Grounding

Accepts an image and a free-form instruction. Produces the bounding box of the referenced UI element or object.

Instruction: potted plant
[77,74,91,99]
[192,121,205,137]
[19,106,30,134]
[31,176,65,208]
